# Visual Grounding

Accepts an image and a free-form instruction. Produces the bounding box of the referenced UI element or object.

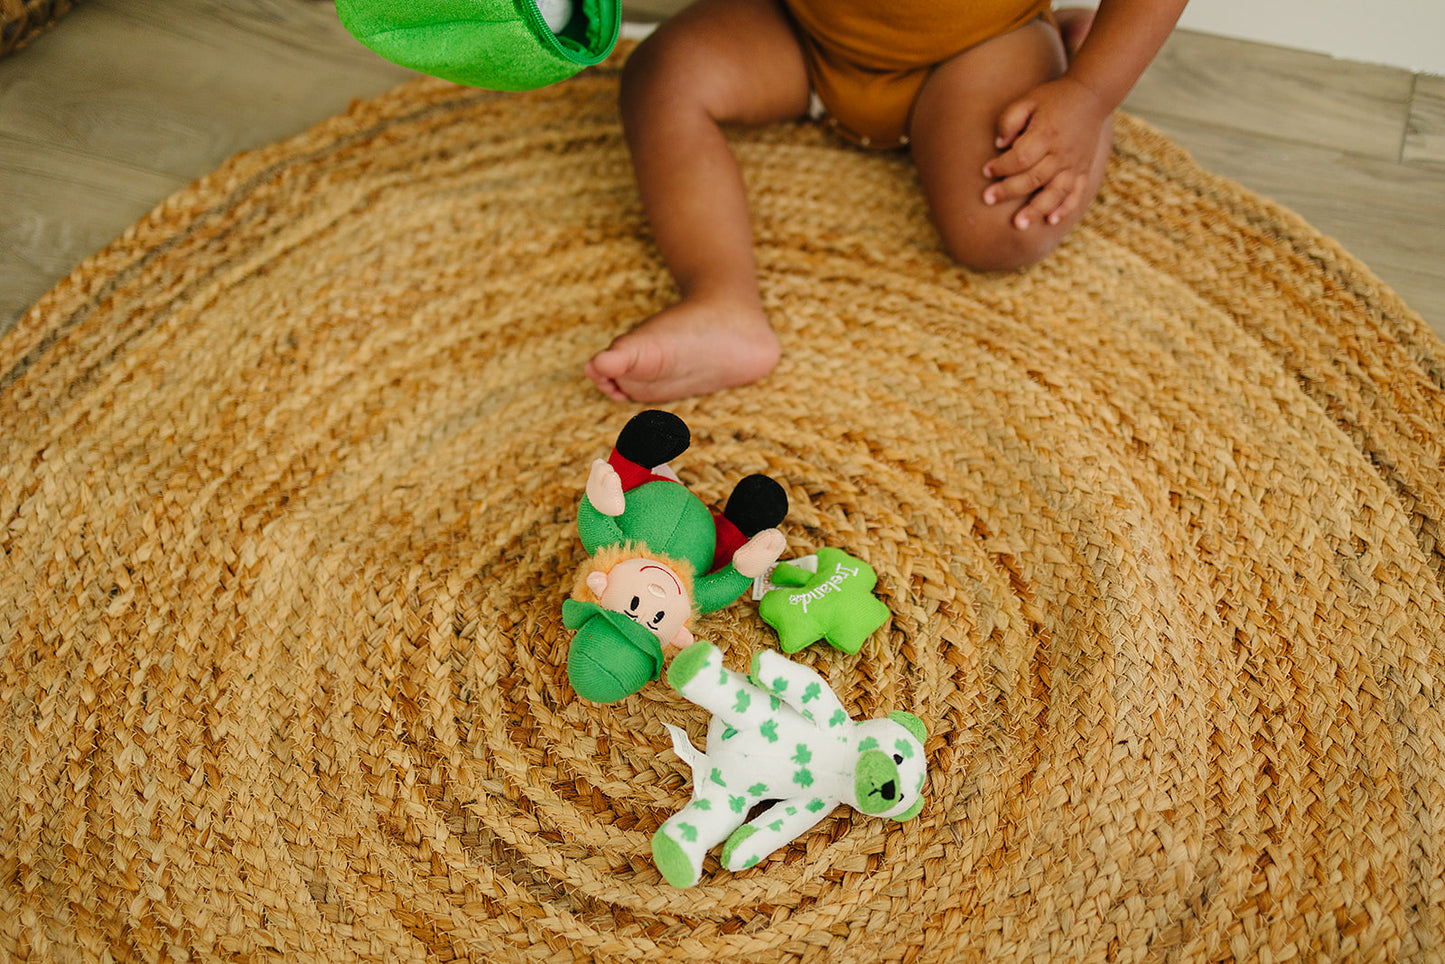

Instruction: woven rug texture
[3,55,1445,963]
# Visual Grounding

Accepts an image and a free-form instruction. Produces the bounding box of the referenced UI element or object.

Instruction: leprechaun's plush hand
[585,458,625,516]
[731,528,786,579]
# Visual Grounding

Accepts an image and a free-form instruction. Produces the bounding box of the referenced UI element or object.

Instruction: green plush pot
[336,0,621,92]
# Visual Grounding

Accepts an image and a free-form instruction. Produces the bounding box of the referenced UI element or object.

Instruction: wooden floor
[2,0,1443,340]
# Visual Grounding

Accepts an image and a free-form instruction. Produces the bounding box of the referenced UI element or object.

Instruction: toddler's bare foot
[585,297,780,402]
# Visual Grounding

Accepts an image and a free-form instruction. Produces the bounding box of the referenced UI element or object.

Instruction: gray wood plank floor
[2,0,1442,339]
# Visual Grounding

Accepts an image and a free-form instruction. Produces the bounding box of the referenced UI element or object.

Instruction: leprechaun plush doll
[563,411,787,702]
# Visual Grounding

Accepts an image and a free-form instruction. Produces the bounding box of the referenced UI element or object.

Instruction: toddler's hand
[982,76,1110,230]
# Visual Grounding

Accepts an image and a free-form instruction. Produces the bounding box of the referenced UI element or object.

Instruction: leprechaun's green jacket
[578,480,752,615]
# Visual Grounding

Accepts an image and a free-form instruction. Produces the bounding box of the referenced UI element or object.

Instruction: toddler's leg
[586,0,810,402]
[908,17,1112,272]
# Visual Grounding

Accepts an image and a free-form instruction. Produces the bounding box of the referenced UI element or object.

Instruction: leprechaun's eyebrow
[641,564,683,594]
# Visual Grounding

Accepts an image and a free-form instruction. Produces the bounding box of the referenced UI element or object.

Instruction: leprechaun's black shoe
[723,474,788,536]
[615,409,690,468]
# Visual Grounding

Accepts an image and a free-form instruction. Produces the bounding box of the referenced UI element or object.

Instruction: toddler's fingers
[984,136,1040,180]
[984,153,1056,207]
[1013,175,1067,229]
[1045,176,1090,226]
[992,97,1035,151]
[1013,172,1082,230]
[983,117,1057,182]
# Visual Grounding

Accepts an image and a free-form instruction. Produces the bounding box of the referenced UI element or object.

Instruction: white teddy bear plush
[653,642,928,887]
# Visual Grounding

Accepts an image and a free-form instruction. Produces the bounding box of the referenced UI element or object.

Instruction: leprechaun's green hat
[562,599,665,703]
[336,0,621,93]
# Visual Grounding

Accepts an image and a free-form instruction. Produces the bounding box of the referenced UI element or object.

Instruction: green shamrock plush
[758,548,890,654]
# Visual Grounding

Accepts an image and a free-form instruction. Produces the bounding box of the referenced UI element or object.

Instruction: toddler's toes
[585,349,634,401]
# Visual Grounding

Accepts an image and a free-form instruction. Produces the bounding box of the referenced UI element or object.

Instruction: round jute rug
[4,54,1445,963]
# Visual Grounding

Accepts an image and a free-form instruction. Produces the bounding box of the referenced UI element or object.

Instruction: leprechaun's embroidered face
[850,715,927,819]
[573,544,698,652]
[588,556,694,651]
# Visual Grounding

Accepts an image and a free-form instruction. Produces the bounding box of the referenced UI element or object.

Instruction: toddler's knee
[936,221,1061,274]
[620,27,708,112]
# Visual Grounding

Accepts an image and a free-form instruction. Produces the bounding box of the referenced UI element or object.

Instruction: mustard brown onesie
[782,0,1055,147]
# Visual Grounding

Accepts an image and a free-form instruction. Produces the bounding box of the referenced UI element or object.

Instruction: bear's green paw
[668,641,716,691]
[652,829,699,888]
[720,824,759,871]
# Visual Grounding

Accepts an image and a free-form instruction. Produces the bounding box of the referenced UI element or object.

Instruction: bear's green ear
[888,711,926,745]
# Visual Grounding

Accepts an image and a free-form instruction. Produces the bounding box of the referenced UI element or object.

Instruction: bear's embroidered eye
[893,754,904,764]
[649,611,665,627]
[627,596,641,614]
